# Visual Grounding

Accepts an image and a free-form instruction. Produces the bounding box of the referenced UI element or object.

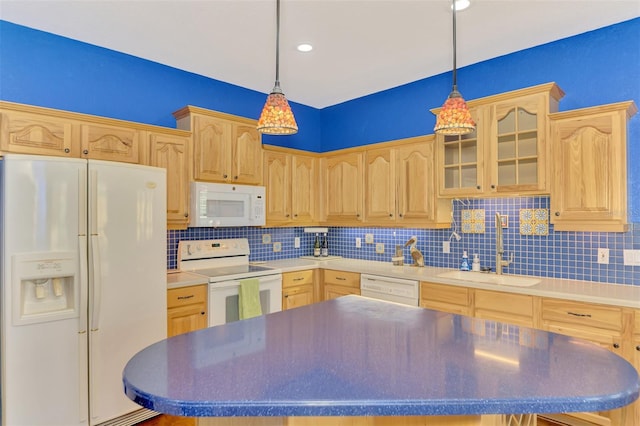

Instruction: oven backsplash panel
[167,197,640,286]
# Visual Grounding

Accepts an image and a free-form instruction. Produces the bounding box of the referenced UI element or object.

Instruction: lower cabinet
[167,284,208,337]
[323,269,361,300]
[282,269,315,310]
[420,282,637,426]
[420,282,471,316]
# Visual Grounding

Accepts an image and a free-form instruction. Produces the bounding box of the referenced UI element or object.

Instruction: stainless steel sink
[436,270,541,287]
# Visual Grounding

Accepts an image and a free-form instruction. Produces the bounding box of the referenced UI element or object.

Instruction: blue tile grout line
[167,196,639,286]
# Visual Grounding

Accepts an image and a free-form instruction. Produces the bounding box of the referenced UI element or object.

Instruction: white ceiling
[1,0,639,108]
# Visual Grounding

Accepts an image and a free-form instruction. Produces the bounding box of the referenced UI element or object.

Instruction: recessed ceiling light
[297,43,313,53]
[452,0,470,11]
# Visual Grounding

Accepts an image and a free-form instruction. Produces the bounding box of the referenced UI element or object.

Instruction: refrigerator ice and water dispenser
[12,252,78,325]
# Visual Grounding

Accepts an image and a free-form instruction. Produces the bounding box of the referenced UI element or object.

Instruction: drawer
[420,282,470,307]
[475,290,533,317]
[542,298,622,332]
[323,269,360,288]
[282,269,314,288]
[167,284,207,309]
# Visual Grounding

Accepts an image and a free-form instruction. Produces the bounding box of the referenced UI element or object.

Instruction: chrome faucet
[495,212,513,275]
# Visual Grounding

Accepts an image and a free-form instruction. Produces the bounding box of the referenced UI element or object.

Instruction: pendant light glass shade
[257,0,298,135]
[434,0,475,136]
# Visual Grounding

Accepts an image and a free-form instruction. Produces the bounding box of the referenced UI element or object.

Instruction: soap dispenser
[472,254,481,272]
[460,251,470,271]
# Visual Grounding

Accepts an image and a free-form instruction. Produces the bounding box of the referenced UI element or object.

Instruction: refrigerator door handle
[78,235,88,334]
[79,167,87,236]
[90,235,103,332]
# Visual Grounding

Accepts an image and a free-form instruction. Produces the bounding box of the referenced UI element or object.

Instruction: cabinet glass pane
[498,161,516,185]
[497,135,515,160]
[460,141,477,163]
[444,167,459,188]
[444,144,459,165]
[518,131,538,157]
[518,158,538,184]
[497,109,516,134]
[461,165,477,188]
[518,108,537,131]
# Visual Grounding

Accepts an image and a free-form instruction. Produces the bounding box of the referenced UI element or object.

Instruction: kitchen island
[123,296,639,426]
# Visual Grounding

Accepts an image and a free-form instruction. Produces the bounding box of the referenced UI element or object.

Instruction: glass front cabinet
[434,83,564,198]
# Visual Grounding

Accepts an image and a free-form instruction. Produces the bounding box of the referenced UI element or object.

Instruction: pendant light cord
[452,0,458,91]
[274,0,281,89]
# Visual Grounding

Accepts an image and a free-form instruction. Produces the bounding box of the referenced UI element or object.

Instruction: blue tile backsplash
[168,196,639,286]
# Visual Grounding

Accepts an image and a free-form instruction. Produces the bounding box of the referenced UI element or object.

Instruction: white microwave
[189,182,266,227]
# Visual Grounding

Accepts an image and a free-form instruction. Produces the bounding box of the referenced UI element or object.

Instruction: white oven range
[178,238,282,327]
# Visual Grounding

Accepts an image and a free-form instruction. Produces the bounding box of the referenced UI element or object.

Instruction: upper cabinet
[321,151,364,225]
[549,101,637,232]
[364,136,450,228]
[0,102,142,163]
[263,146,318,226]
[173,106,262,185]
[433,83,565,197]
[144,130,192,230]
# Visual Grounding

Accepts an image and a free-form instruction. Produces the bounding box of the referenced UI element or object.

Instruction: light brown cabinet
[173,106,262,185]
[321,151,364,225]
[322,269,360,300]
[167,284,208,338]
[282,269,315,310]
[420,281,471,316]
[549,101,637,232]
[145,130,192,230]
[474,289,535,328]
[364,137,450,228]
[634,311,640,425]
[263,147,318,226]
[540,298,631,425]
[0,105,77,157]
[433,83,563,197]
[0,101,142,163]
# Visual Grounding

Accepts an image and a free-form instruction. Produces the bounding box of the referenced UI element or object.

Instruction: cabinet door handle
[399,214,403,217]
[491,184,496,189]
[286,214,290,217]
[567,311,591,318]
[83,149,89,155]
[184,213,189,217]
[223,174,228,179]
[635,345,640,351]
[177,295,194,300]
[64,148,70,153]
[476,185,481,190]
[555,212,560,217]
[613,343,620,349]
[200,311,205,315]
[336,277,346,281]
[389,213,393,217]
[294,214,298,217]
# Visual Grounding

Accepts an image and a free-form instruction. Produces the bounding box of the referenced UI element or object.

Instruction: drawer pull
[336,277,346,281]
[293,277,305,281]
[177,295,195,300]
[567,311,591,318]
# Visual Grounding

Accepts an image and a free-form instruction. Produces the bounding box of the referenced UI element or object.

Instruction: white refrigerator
[0,154,167,426]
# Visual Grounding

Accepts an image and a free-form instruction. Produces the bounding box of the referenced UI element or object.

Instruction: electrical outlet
[597,248,609,264]
[623,249,640,266]
[442,241,451,254]
[262,234,271,244]
[273,242,282,252]
[375,243,385,254]
[355,237,362,248]
[365,233,374,244]
[294,237,300,248]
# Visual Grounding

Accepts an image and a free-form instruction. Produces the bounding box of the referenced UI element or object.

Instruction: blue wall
[0,21,323,152]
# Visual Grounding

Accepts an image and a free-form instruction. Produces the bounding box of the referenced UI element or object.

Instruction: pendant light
[257,0,298,135]
[434,0,476,135]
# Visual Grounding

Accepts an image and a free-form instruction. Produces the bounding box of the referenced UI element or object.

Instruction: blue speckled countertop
[123,296,639,418]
